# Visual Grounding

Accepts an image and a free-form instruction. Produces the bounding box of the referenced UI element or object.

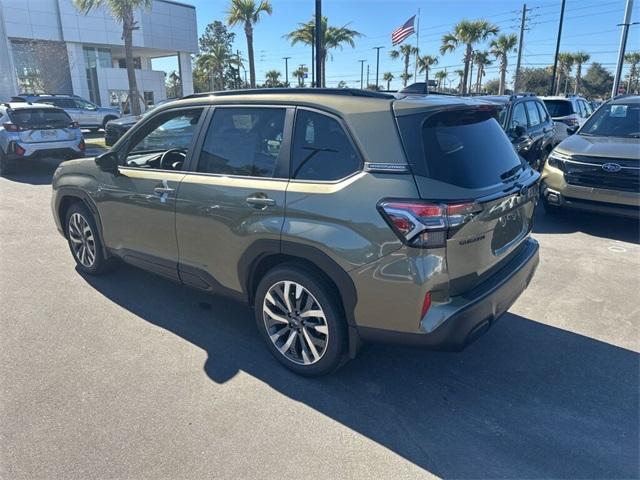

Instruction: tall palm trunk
[403,54,410,86]
[424,67,429,89]
[461,44,472,94]
[475,65,482,93]
[386,79,391,90]
[122,6,141,115]
[574,63,582,94]
[244,21,256,88]
[498,56,507,95]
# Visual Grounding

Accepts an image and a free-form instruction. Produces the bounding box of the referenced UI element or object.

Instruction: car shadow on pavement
[80,264,639,479]
[1,158,63,185]
[533,206,639,244]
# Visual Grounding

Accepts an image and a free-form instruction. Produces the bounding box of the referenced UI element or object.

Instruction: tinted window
[535,102,550,123]
[510,103,527,129]
[525,101,541,127]
[40,98,77,109]
[74,99,96,110]
[9,108,71,128]
[291,110,360,181]
[397,109,524,189]
[198,107,286,178]
[581,103,640,138]
[543,100,573,117]
[583,100,593,116]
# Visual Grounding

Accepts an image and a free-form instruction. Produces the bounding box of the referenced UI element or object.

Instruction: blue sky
[153,0,640,89]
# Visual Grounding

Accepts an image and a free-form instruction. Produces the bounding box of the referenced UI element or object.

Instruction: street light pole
[358,60,366,89]
[283,56,291,87]
[373,46,384,89]
[612,0,637,97]
[315,0,323,87]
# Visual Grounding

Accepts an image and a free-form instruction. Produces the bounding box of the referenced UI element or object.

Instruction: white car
[540,95,594,144]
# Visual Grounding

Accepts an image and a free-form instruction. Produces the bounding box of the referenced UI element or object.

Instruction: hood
[556,134,640,161]
[108,114,141,126]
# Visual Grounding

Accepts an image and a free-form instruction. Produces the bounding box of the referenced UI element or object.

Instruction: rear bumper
[6,141,84,161]
[358,238,539,350]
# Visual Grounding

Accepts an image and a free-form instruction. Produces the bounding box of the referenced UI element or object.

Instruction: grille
[564,156,640,193]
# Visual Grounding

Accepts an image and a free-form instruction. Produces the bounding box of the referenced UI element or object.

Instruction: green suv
[52,89,540,375]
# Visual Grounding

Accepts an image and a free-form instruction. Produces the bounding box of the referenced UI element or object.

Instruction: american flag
[391,16,416,46]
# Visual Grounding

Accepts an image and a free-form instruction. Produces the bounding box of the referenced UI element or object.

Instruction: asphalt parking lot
[1,156,638,480]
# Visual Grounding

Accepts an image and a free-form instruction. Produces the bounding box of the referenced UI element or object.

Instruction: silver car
[11,94,120,131]
[0,102,85,175]
[540,95,593,144]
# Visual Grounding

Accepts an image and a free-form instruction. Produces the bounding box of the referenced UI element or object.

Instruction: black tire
[0,150,12,176]
[254,265,348,376]
[65,202,112,275]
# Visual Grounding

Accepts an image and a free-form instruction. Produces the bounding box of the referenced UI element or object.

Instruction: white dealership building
[0,0,197,108]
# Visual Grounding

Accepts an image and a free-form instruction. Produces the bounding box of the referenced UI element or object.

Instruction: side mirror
[567,125,579,135]
[95,151,119,173]
[513,125,526,138]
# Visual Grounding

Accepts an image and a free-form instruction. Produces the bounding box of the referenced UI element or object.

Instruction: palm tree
[292,67,306,87]
[417,54,438,89]
[264,69,281,87]
[455,69,465,93]
[572,52,590,94]
[197,44,230,91]
[624,51,640,93]
[285,16,361,88]
[382,71,394,90]
[556,52,575,95]
[390,44,418,87]
[473,50,492,93]
[226,0,272,89]
[435,70,447,91]
[490,33,517,94]
[440,19,499,95]
[73,0,151,115]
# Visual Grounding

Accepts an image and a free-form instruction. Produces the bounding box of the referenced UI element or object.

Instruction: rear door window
[291,109,361,181]
[9,108,72,129]
[397,109,524,189]
[510,103,528,129]
[525,101,541,127]
[543,100,573,117]
[535,101,550,123]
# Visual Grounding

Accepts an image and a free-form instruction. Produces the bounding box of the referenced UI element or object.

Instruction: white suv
[540,95,593,144]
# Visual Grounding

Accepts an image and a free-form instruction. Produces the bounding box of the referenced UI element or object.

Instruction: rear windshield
[9,108,71,129]
[397,108,524,189]
[543,100,573,117]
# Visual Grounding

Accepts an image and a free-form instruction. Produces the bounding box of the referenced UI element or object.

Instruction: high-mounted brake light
[378,199,482,248]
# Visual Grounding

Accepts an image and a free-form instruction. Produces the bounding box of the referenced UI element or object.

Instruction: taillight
[3,122,20,132]
[378,199,482,248]
[14,144,26,156]
[78,139,85,151]
[560,117,578,127]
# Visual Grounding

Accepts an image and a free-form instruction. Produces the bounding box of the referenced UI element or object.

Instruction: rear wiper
[500,164,523,182]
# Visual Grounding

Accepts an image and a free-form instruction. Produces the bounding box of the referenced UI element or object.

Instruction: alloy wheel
[263,281,329,366]
[68,212,96,268]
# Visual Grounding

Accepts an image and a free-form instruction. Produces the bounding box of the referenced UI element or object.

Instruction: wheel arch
[56,189,109,258]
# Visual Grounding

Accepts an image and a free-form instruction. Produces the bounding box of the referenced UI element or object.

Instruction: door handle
[246,196,275,207]
[154,187,174,195]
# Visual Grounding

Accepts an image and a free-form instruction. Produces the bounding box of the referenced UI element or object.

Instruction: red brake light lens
[421,292,432,318]
[78,139,86,151]
[3,123,20,132]
[14,144,26,156]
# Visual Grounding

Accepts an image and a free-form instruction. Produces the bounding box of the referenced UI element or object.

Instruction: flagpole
[414,8,420,80]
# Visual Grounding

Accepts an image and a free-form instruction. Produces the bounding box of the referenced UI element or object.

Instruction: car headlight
[547,150,571,169]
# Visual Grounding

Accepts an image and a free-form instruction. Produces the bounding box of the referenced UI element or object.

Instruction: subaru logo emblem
[602,163,622,173]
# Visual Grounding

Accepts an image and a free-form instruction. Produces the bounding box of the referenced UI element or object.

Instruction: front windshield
[580,102,640,138]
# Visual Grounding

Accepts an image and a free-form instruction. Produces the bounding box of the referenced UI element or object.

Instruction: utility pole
[366,64,370,88]
[282,56,291,87]
[549,0,566,96]
[315,0,323,88]
[373,46,384,89]
[612,0,637,97]
[514,4,529,92]
[358,60,366,89]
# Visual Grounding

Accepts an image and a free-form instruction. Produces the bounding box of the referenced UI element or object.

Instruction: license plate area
[41,130,58,139]
[491,207,529,255]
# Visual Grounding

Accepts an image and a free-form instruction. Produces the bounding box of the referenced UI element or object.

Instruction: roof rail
[509,92,537,100]
[182,88,395,100]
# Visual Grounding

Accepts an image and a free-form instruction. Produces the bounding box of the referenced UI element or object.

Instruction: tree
[434,70,447,91]
[518,67,553,95]
[484,78,500,94]
[473,50,492,93]
[366,84,381,91]
[382,71,394,90]
[226,0,272,89]
[555,52,574,95]
[624,51,640,94]
[390,44,418,87]
[417,54,438,89]
[73,0,151,115]
[455,69,465,93]
[582,62,613,99]
[292,67,306,87]
[573,52,590,95]
[285,16,361,88]
[440,19,499,95]
[264,69,282,87]
[490,33,517,94]
[195,20,239,91]
[196,44,230,91]
[165,71,181,98]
